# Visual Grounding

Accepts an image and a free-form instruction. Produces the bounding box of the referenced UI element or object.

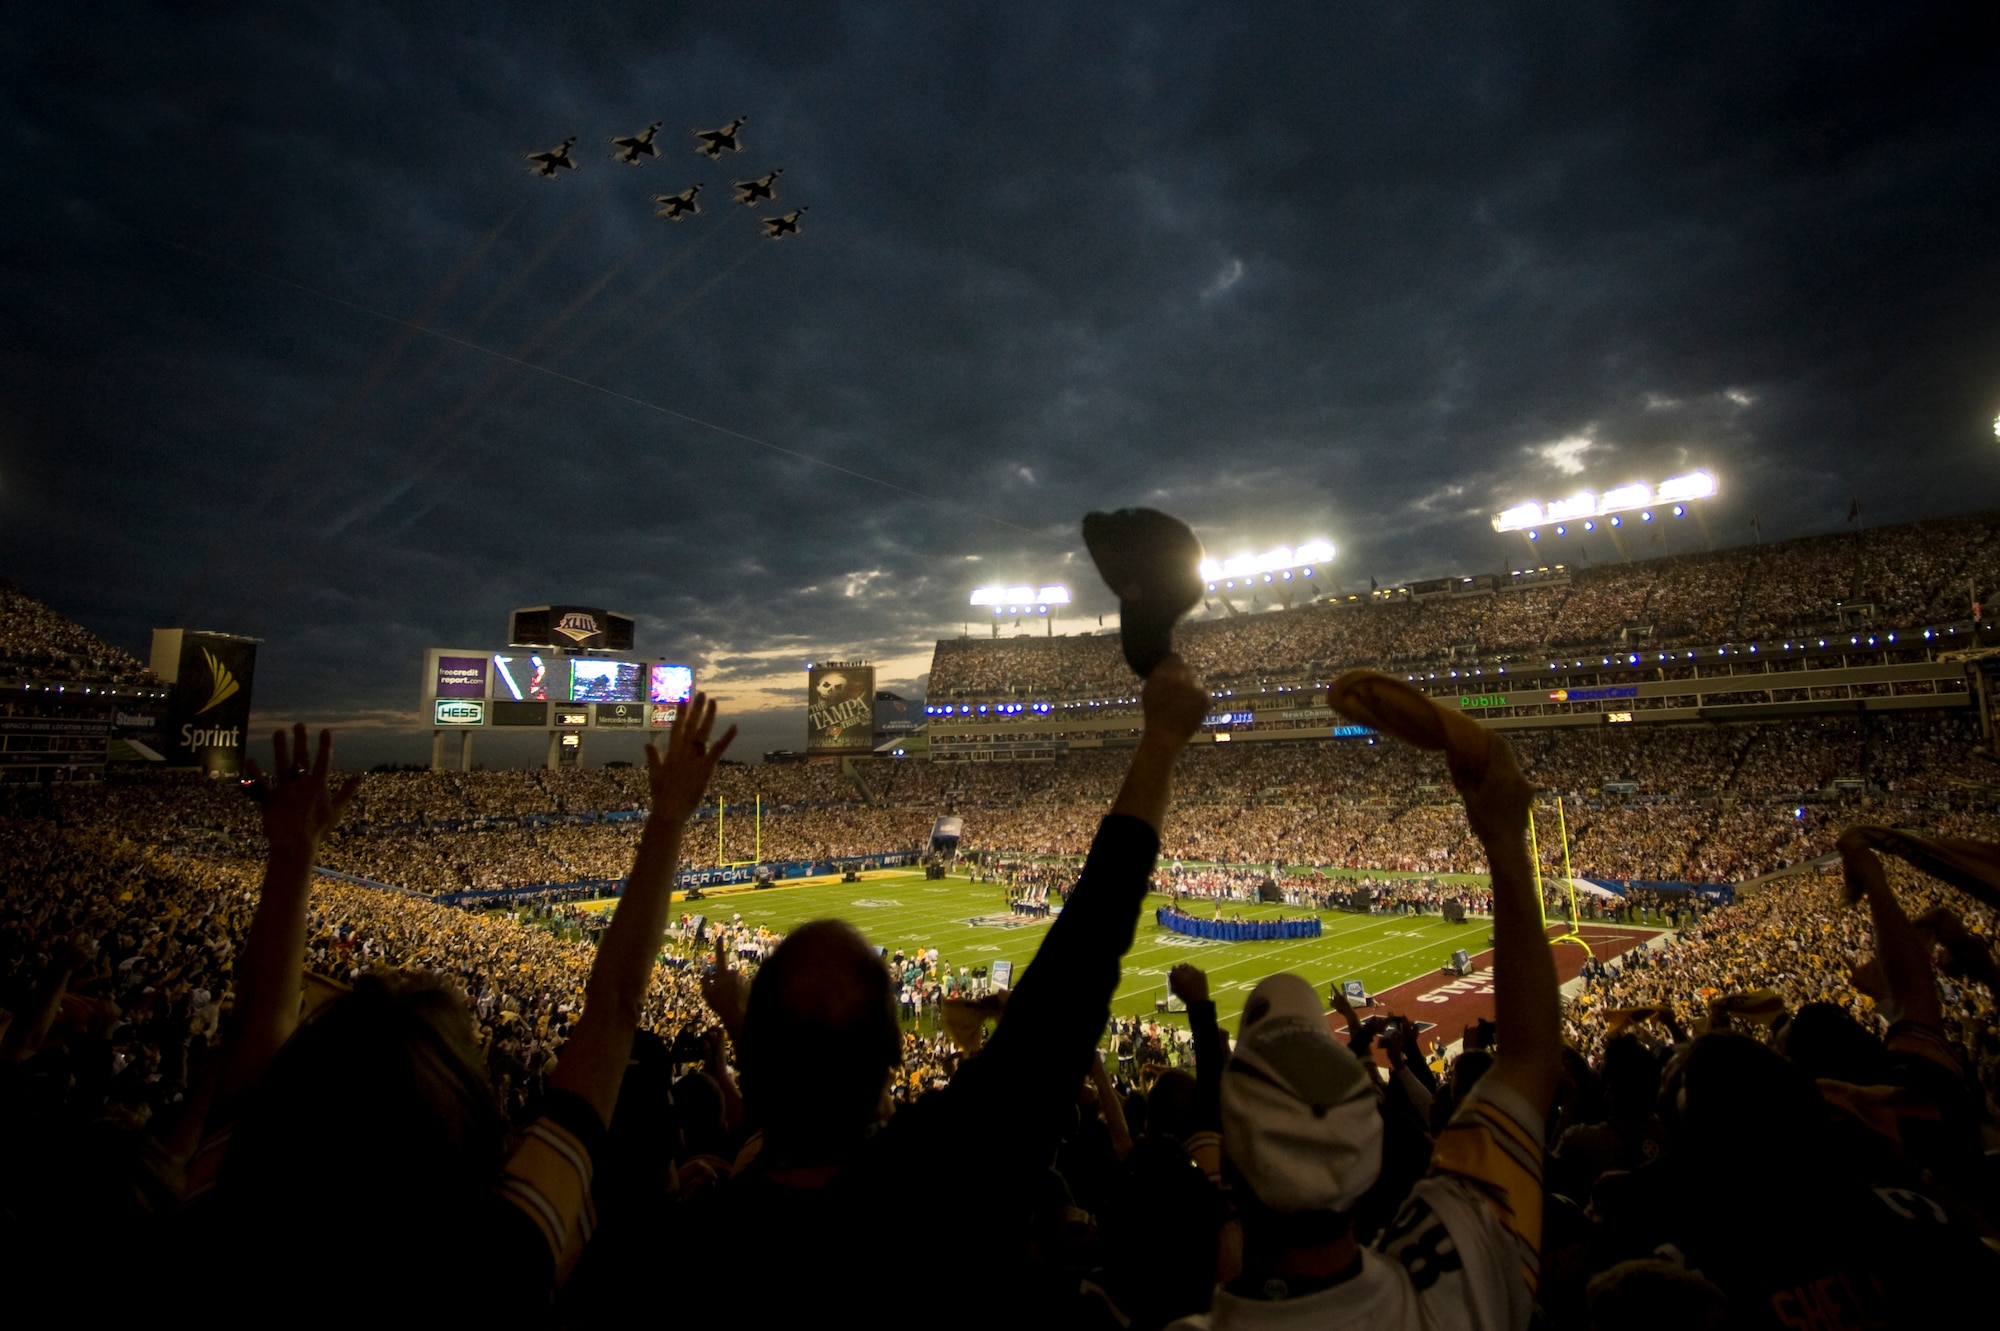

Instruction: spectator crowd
[931,509,2000,701]
[6,516,2000,1324]
[2,649,1997,1326]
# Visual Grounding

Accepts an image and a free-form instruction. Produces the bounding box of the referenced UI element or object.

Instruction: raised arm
[220,725,359,1101]
[1090,1049,1134,1160]
[552,694,735,1127]
[0,936,94,1066]
[1838,831,1943,1032]
[944,656,1207,1132]
[1458,737,1561,1116]
[1171,963,1225,1132]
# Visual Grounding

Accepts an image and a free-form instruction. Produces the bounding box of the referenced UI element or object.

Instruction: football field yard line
[678,872,1495,1028]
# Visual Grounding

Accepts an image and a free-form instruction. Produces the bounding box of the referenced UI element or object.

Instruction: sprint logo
[197,648,241,715]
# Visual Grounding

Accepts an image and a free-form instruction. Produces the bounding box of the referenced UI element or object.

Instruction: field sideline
[585,868,1619,1028]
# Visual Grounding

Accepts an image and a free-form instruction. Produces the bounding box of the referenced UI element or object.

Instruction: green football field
[661,868,1494,1030]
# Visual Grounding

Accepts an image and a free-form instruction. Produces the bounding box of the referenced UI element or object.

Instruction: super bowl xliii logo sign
[809,672,869,739]
[555,611,602,645]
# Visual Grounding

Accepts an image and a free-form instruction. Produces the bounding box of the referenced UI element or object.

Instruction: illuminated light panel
[970,583,1071,606]
[1198,539,1335,580]
[1491,471,1717,532]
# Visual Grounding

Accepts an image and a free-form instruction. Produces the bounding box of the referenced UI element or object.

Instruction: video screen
[569,659,642,703]
[649,663,694,703]
[491,653,549,702]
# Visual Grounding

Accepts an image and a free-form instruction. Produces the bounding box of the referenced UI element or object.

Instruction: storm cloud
[2,3,1995,764]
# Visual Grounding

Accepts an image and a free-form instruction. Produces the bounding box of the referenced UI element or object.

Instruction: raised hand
[244,724,360,856]
[1141,654,1211,745]
[1914,905,2000,988]
[1168,962,1209,1005]
[645,691,737,825]
[1456,729,1533,849]
[700,935,749,1044]
[1382,1016,1408,1065]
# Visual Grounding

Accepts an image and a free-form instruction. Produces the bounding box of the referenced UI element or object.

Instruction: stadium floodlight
[1198,539,1335,581]
[970,583,1070,606]
[1656,471,1717,502]
[1491,470,1717,531]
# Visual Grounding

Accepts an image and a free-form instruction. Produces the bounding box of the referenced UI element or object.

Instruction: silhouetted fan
[612,122,661,164]
[761,207,806,239]
[733,169,782,205]
[526,137,578,177]
[693,117,747,158]
[1082,507,1205,678]
[654,184,703,221]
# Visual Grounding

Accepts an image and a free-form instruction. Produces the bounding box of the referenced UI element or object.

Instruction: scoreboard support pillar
[547,730,584,770]
[432,731,474,771]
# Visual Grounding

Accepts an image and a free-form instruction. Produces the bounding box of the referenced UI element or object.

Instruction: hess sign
[434,699,485,726]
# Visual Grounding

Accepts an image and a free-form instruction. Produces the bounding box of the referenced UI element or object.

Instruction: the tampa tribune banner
[807,663,875,754]
[152,629,259,775]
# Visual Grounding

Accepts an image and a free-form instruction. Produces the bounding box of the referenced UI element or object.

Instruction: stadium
[7,8,2000,1321]
[8,507,2000,1149]
[7,496,2000,1320]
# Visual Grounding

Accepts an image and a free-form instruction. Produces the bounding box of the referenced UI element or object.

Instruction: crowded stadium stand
[927,511,2000,757]
[0,583,169,782]
[5,516,2000,1321]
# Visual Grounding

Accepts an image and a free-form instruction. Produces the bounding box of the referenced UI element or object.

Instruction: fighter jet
[693,117,747,158]
[733,168,782,205]
[654,184,703,221]
[526,137,578,177]
[761,207,807,239]
[611,122,661,164]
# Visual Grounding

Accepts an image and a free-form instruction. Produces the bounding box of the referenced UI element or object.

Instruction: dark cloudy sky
[3,3,1997,765]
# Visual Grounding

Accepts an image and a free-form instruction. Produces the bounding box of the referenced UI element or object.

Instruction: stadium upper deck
[0,585,166,782]
[0,583,152,683]
[926,512,2000,756]
[932,512,2000,701]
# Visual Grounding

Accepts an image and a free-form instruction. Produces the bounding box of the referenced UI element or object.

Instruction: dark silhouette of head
[1680,1032,1827,1175]
[1779,1002,1891,1086]
[1146,1068,1200,1142]
[216,971,506,1300]
[740,919,899,1163]
[1600,1034,1662,1122]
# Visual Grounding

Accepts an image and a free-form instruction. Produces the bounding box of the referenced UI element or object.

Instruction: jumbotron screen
[569,659,643,703]
[490,653,550,702]
[649,664,694,703]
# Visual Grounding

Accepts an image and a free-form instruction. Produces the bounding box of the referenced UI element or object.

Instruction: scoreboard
[421,648,694,731]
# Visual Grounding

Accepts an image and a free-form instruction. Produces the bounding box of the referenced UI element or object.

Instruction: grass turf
[636,868,1500,1030]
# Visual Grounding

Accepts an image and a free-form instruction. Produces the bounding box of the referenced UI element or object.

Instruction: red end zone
[1333,923,1658,1062]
